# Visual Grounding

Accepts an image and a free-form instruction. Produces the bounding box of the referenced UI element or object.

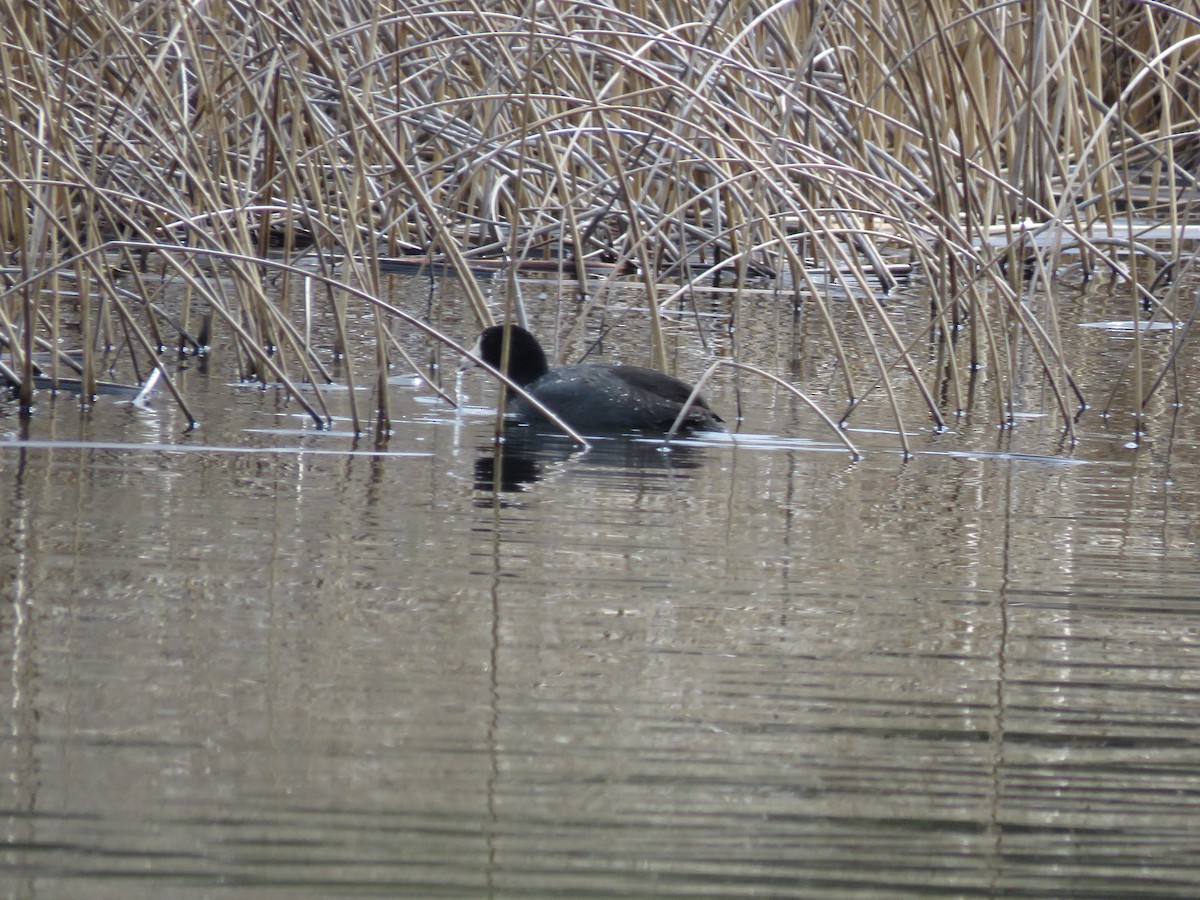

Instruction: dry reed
[1,0,1197,446]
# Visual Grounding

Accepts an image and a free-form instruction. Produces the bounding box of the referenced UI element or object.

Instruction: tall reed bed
[1,0,1197,444]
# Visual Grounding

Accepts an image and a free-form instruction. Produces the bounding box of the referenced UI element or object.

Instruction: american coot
[464,325,723,433]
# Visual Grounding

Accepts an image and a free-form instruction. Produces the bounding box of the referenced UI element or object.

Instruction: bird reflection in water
[473,425,709,500]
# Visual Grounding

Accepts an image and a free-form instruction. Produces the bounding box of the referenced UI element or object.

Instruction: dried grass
[2,0,1198,446]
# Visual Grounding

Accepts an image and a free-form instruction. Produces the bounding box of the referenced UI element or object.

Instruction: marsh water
[3,274,1200,898]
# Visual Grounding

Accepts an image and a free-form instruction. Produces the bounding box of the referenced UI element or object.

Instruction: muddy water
[2,277,1200,897]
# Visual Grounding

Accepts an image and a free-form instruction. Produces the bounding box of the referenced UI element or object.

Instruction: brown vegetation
[2,1,1198,446]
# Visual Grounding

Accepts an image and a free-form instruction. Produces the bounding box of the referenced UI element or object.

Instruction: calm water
[2,278,1200,898]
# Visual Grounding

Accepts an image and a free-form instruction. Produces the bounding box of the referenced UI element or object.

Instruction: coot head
[468,325,550,387]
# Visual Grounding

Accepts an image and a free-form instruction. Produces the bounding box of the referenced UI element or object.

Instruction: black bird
[464,325,723,434]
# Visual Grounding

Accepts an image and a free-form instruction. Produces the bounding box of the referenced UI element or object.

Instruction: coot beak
[458,335,484,372]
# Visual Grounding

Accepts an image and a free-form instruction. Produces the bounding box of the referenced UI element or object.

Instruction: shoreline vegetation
[2,1,1198,448]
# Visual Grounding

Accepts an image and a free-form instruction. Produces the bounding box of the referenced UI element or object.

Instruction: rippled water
[2,279,1200,897]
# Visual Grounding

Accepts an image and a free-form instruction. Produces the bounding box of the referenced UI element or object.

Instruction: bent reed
[1,0,1198,446]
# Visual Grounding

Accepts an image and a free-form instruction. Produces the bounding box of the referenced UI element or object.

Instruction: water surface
[2,281,1200,897]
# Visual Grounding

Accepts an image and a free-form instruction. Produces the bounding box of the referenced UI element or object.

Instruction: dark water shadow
[473,424,712,499]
